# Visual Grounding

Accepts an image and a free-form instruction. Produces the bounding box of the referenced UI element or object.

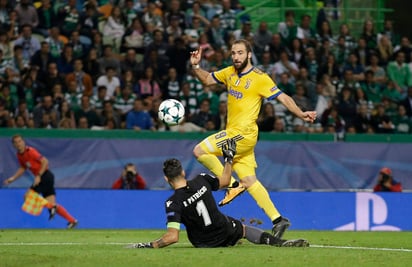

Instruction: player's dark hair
[232,39,252,54]
[163,158,183,180]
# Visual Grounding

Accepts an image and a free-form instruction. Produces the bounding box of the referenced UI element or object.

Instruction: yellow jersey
[212,66,282,132]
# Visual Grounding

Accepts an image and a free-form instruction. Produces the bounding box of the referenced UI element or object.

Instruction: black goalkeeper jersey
[165,173,235,247]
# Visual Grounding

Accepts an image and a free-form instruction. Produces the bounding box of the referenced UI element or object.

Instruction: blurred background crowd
[0,0,411,136]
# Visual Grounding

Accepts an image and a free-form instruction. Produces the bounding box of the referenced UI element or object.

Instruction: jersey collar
[238,66,254,78]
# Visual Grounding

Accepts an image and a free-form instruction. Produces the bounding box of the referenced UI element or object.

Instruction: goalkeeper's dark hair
[163,158,183,180]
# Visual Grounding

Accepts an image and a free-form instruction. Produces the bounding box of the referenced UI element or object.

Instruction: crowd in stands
[0,0,411,136]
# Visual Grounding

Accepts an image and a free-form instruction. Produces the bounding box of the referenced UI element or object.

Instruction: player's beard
[233,57,249,73]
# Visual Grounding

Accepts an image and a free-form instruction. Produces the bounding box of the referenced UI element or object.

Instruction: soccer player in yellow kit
[189,39,317,238]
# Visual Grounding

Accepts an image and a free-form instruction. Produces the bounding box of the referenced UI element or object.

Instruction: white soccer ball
[158,99,185,126]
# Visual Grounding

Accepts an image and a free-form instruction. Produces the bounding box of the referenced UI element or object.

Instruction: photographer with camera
[112,163,147,190]
[373,167,402,192]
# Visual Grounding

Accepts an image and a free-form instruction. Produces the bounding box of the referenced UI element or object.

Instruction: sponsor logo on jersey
[228,87,243,99]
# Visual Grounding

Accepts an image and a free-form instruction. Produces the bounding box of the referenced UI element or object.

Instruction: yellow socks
[247,180,281,221]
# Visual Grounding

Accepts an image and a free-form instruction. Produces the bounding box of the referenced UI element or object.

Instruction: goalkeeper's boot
[218,182,246,207]
[260,232,284,247]
[272,217,290,239]
[48,205,57,220]
[281,239,310,247]
[67,220,78,229]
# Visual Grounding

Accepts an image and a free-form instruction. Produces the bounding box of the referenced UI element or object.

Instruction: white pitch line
[0,242,129,246]
[310,244,412,252]
[1,242,412,252]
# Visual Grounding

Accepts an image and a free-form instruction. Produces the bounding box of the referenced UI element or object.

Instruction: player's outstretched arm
[276,93,317,123]
[190,47,217,86]
[219,138,236,189]
[127,228,179,249]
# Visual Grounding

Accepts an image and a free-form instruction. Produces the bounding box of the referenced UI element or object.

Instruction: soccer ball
[158,99,185,126]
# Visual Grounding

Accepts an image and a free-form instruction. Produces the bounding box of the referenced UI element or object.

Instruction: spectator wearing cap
[373,167,402,192]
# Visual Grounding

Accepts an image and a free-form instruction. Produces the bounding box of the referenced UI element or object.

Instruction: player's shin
[244,225,265,243]
[247,181,281,221]
[244,225,280,246]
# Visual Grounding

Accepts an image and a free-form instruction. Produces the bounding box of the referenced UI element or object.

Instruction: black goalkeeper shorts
[220,216,244,247]
[31,170,56,198]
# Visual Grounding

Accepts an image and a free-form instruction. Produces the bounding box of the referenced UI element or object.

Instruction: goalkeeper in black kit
[127,139,309,248]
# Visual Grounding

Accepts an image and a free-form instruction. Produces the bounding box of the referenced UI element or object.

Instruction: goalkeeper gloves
[127,242,153,248]
[222,138,237,164]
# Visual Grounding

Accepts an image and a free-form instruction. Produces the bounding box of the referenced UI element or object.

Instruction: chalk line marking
[0,242,411,252]
[310,244,412,252]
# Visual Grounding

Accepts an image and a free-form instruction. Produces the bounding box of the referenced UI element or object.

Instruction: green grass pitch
[1,230,411,267]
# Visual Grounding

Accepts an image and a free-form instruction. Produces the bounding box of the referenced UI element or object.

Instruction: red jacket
[373,180,402,192]
[112,174,146,189]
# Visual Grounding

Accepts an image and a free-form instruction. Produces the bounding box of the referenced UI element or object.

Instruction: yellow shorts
[199,129,258,179]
